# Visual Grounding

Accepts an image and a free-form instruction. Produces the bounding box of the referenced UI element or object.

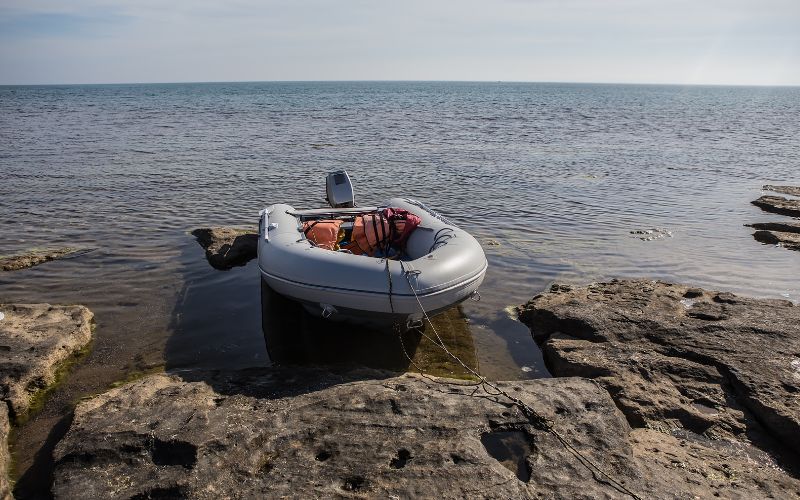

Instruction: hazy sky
[1,0,798,85]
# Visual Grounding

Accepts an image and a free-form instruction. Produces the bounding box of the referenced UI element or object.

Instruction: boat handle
[406,318,424,330]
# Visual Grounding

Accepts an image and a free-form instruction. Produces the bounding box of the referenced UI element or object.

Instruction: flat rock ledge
[0,304,94,418]
[751,195,800,217]
[191,227,257,270]
[0,303,94,500]
[746,221,800,252]
[519,280,800,497]
[764,185,800,197]
[752,229,800,251]
[0,248,82,272]
[50,367,797,500]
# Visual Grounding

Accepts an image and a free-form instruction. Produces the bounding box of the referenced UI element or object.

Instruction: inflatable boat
[257,171,487,327]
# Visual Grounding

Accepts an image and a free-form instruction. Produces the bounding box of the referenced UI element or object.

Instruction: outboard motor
[325,170,355,208]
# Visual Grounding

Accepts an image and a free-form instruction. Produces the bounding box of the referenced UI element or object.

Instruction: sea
[1,81,799,495]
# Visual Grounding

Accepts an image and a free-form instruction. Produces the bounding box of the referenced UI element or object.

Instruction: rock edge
[191,227,257,270]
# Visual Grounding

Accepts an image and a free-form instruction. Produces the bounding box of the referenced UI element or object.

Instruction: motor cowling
[325,170,355,208]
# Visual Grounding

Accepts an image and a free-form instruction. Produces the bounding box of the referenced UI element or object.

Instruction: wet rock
[751,195,800,217]
[519,280,800,479]
[764,185,800,197]
[0,248,83,272]
[191,227,257,270]
[746,221,800,234]
[0,304,94,419]
[1,403,9,500]
[752,230,800,251]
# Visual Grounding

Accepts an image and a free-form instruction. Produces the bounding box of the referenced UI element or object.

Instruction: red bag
[383,208,421,249]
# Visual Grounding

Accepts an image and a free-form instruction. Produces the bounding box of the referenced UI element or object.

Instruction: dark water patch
[480,430,533,482]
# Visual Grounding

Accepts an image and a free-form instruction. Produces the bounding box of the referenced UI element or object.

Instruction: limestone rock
[751,195,800,217]
[52,368,800,499]
[0,248,82,272]
[0,304,94,418]
[191,227,257,270]
[518,280,800,470]
[764,185,800,197]
[752,229,800,250]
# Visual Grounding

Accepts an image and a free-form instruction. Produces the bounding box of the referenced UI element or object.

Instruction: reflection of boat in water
[257,171,487,328]
[260,279,419,370]
[260,280,480,378]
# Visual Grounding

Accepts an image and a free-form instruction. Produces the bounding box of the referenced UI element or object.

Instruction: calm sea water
[1,82,799,494]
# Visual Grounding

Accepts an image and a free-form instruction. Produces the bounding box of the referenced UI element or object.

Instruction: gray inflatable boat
[257,172,487,327]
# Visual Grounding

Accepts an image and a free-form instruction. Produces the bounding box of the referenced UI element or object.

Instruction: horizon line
[1,79,798,88]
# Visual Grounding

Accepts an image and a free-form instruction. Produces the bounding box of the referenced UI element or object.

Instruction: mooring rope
[395,262,643,500]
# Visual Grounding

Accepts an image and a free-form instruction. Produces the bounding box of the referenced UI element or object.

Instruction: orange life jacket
[302,219,344,250]
[345,213,390,256]
[345,209,421,257]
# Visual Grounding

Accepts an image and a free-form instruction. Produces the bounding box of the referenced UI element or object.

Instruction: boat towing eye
[321,304,337,319]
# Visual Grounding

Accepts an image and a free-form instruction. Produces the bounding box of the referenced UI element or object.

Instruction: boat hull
[257,198,487,325]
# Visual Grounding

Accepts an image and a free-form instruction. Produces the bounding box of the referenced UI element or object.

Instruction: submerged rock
[0,304,94,419]
[519,280,800,491]
[52,368,800,499]
[191,227,257,270]
[751,195,800,217]
[752,229,800,251]
[764,185,800,197]
[0,248,83,272]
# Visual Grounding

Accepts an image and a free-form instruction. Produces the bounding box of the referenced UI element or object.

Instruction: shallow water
[1,82,799,496]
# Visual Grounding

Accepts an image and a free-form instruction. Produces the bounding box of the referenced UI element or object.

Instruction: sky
[0,0,798,86]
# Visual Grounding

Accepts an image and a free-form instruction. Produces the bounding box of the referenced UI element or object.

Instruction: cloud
[0,0,798,85]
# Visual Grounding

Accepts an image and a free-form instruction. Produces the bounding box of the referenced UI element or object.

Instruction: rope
[396,262,642,500]
[386,257,395,314]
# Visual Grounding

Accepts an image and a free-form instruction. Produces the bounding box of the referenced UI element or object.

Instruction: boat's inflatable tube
[257,198,487,324]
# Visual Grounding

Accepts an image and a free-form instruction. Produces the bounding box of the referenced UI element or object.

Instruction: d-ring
[321,304,337,318]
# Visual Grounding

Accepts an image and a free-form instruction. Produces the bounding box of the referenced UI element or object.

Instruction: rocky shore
[519,279,800,497]
[748,185,800,252]
[53,370,647,499]
[4,231,800,497]
[0,303,94,500]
